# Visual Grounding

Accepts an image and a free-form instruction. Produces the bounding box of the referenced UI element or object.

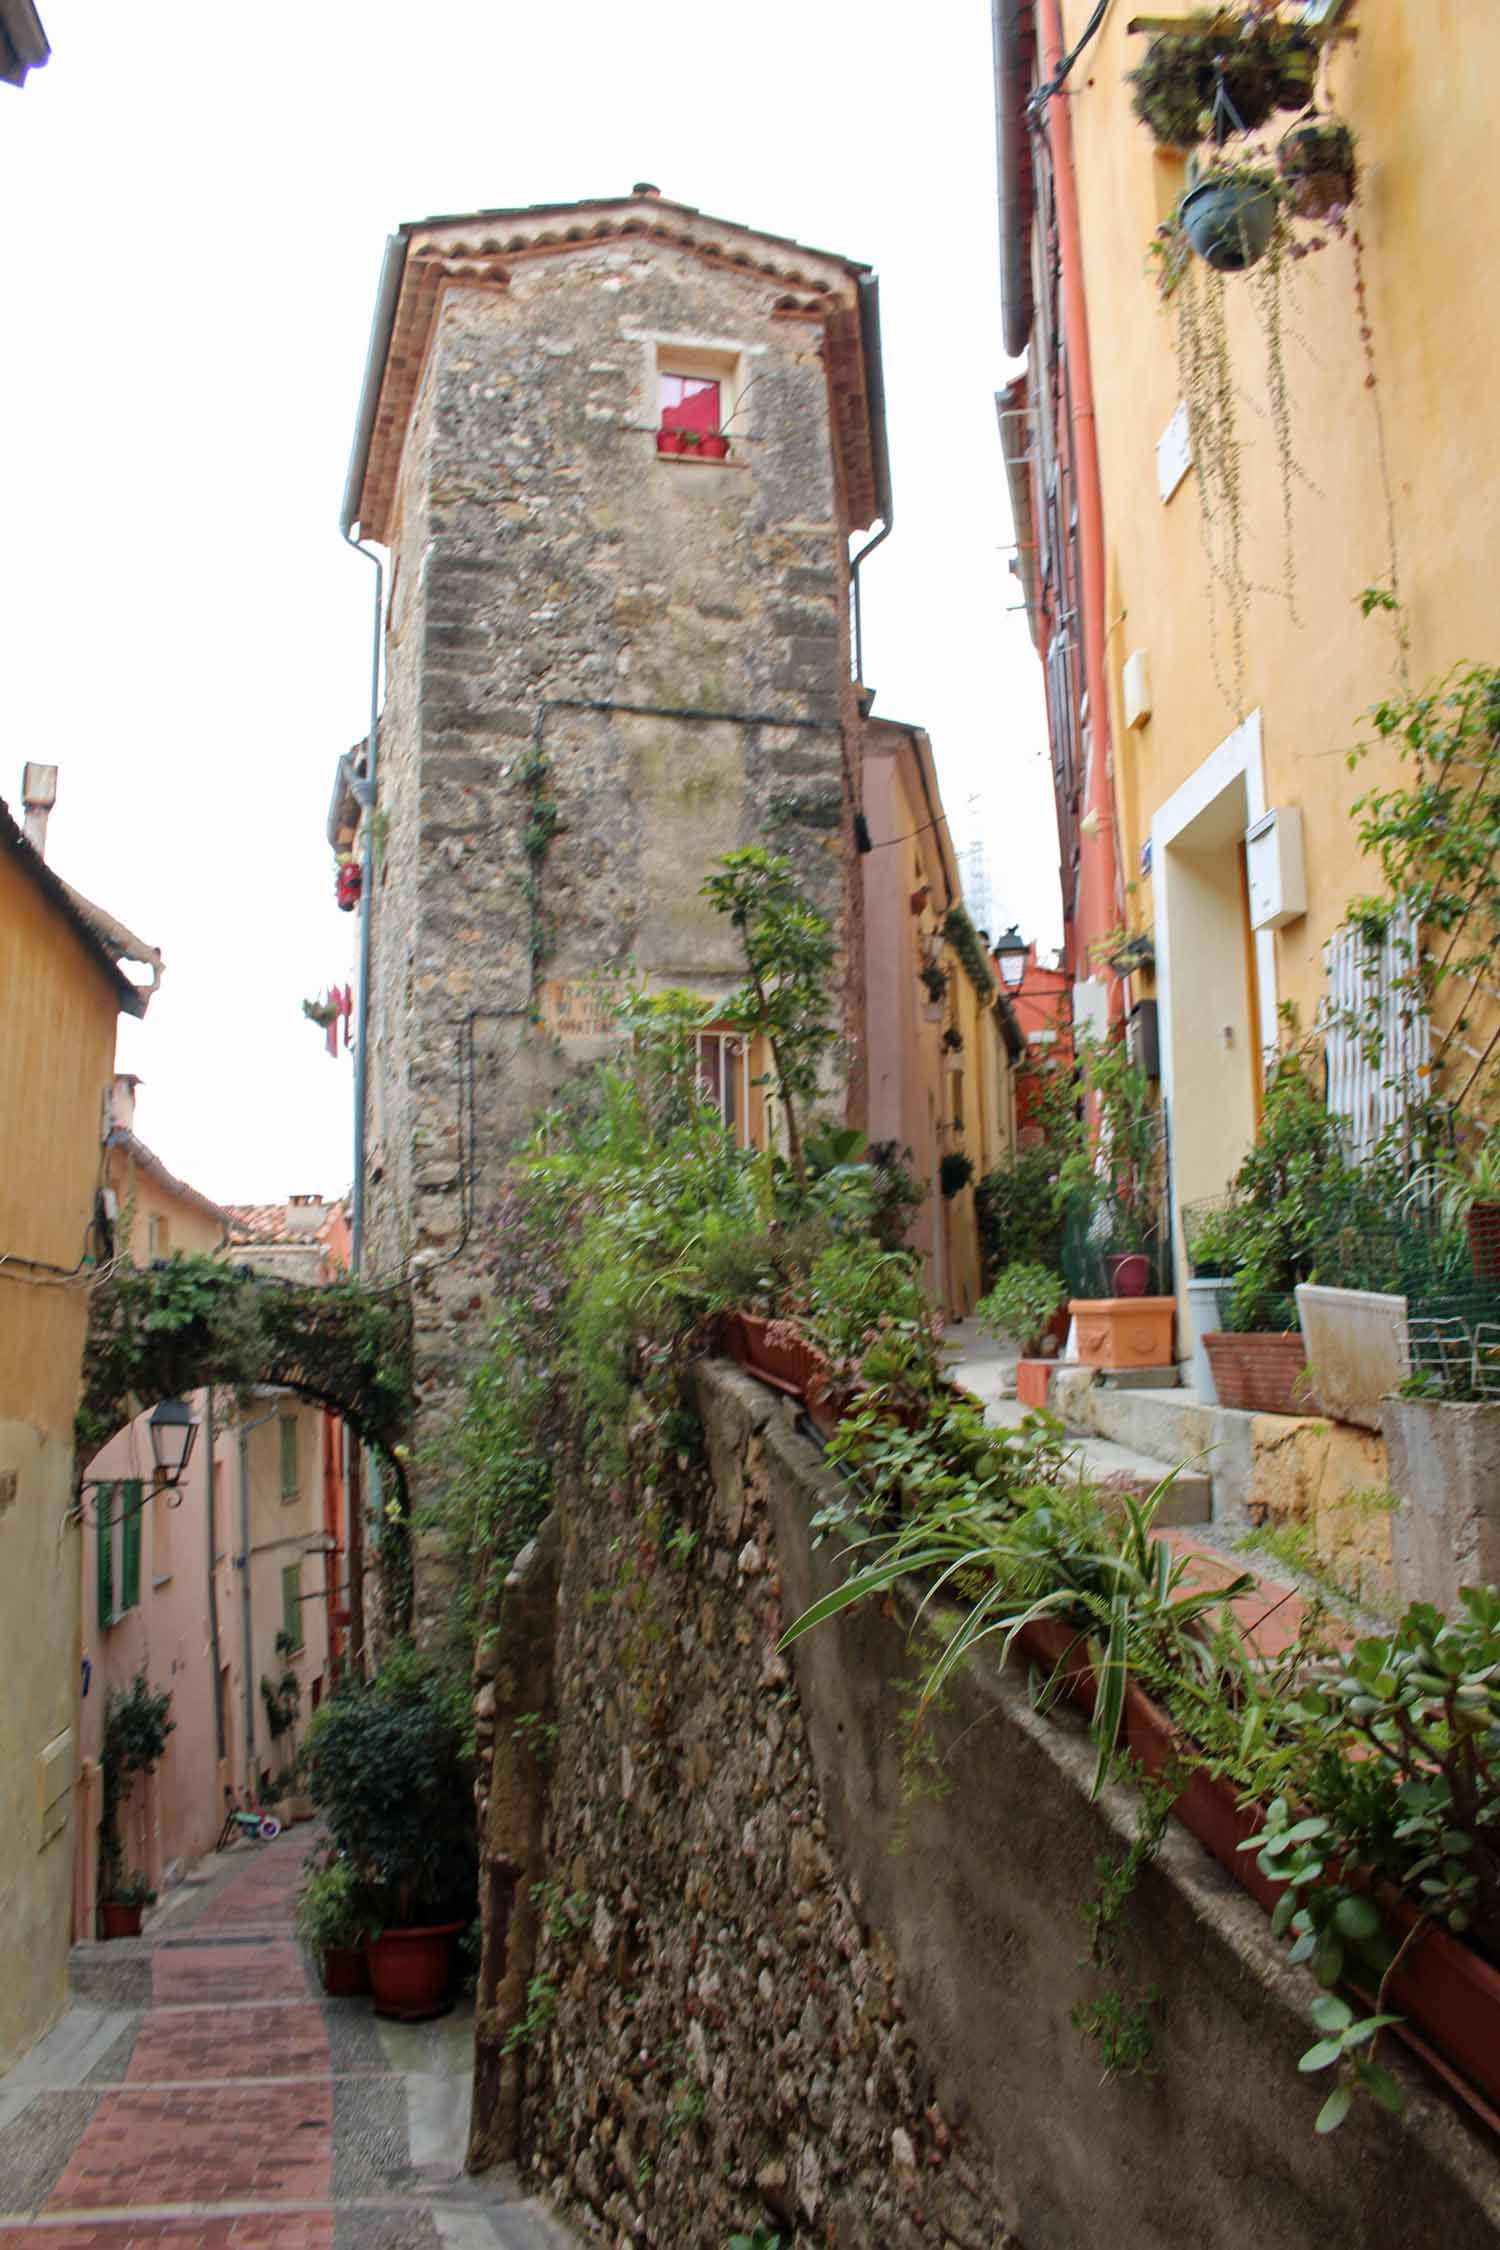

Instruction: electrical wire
[1028,0,1113,111]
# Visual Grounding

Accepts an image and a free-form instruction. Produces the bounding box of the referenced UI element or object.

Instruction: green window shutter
[97,1488,114,1628]
[279,1416,299,1499]
[282,1562,302,1649]
[120,1482,143,1612]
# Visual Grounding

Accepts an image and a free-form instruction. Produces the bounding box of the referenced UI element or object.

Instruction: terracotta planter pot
[1467,1202,1500,1287]
[723,1312,829,1403]
[365,1923,462,2021]
[1015,1614,1097,1718]
[1121,1686,1279,1908]
[1368,1893,1500,2116]
[1069,1297,1174,1371]
[100,1900,144,1940]
[1202,1332,1313,1416]
[320,1943,372,1998]
[1015,1358,1053,1412]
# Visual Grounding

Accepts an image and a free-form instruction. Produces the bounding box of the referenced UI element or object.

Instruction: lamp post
[994,926,1030,991]
[77,1397,200,1523]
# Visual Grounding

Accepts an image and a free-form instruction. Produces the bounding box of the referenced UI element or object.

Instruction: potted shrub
[98,1671,173,1940]
[699,430,731,460]
[296,1850,374,1997]
[1439,1136,1500,1287]
[656,426,686,456]
[101,1871,155,1941]
[302,1652,476,2021]
[978,1264,1069,1410]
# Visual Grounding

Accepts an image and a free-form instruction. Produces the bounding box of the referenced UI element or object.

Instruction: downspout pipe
[236,1401,280,1790]
[1036,0,1122,1015]
[204,1387,223,1761]
[850,273,894,687]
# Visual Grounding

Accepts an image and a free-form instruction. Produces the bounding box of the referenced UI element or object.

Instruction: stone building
[336,186,891,1627]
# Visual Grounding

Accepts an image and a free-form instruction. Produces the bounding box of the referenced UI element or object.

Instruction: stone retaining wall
[475,1362,1500,2247]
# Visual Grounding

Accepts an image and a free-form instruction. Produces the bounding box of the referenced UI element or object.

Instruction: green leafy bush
[976,1263,1068,1354]
[302,1648,474,1931]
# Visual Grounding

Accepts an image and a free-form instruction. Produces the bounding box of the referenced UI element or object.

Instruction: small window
[147,1214,170,1259]
[97,1486,114,1629]
[281,1563,303,1650]
[659,372,721,436]
[697,1029,758,1147]
[98,1482,143,1626]
[279,1415,299,1501]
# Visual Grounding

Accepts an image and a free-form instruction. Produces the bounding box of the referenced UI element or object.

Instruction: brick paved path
[0,1832,575,2249]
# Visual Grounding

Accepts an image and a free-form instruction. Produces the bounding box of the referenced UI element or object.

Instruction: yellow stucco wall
[0,846,123,2072]
[1056,0,1500,1208]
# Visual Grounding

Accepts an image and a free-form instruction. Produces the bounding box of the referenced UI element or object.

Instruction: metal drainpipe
[237,1401,280,1788]
[341,528,382,1672]
[204,1387,223,1761]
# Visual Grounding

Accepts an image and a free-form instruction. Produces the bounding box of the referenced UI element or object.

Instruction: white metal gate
[1322,900,1429,1159]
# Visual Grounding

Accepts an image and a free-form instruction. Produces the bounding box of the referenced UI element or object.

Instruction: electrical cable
[1028,0,1112,110]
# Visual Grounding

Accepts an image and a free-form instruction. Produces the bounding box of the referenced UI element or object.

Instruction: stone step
[1062,1430,1212,1525]
[1066,1378,1257,1521]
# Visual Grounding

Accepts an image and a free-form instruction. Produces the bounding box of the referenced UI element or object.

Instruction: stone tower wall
[362,236,865,1631]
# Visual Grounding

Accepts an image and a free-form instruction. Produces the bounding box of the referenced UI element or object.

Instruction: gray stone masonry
[361,233,869,1637]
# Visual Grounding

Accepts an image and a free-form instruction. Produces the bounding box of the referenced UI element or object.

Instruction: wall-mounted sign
[542,981,617,1040]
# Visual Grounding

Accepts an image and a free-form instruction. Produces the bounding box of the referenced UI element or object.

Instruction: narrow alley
[0,1834,575,2249]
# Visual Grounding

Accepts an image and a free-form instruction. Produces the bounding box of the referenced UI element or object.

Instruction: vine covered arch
[79,1256,413,1513]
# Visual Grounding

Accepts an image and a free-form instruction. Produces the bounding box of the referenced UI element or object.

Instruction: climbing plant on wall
[79,1256,413,1507]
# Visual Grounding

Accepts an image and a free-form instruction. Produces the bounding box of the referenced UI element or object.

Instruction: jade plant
[976,1263,1068,1356]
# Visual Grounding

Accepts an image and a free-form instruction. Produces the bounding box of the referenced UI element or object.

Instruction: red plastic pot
[336,863,362,913]
[699,432,730,459]
[365,1924,462,2021]
[656,427,686,456]
[100,1900,144,1940]
[1015,1614,1098,1719]
[1104,1252,1151,1299]
[723,1312,829,1403]
[320,1944,372,1998]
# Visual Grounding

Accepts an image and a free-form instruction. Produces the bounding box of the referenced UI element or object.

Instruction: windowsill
[655,451,746,470]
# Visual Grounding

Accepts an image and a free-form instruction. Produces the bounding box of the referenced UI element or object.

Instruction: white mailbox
[1244,806,1306,930]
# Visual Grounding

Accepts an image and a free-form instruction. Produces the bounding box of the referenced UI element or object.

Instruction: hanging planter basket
[1180,171,1279,272]
[1276,116,1357,219]
[1128,20,1318,150]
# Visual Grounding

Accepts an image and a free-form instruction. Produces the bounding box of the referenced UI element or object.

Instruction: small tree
[701,847,836,1188]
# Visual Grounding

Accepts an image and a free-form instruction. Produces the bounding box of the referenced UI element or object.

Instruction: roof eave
[993,0,1038,359]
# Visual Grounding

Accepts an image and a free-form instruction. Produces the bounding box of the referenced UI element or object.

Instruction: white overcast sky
[0,1,1058,1205]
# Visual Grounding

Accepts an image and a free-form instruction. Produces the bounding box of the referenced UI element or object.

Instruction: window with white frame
[696,1029,752,1145]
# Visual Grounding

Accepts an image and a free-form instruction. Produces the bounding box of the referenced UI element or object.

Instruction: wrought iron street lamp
[994,926,1030,990]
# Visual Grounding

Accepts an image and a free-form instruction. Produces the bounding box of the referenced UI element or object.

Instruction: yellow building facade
[0,809,149,2072]
[1003,0,1500,1281]
[862,718,1020,1317]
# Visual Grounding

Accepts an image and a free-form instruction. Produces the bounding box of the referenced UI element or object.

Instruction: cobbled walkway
[0,1831,576,2249]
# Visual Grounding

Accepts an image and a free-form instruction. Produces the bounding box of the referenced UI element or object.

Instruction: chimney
[21,763,57,858]
[632,181,662,199]
[108,1074,141,1136]
[285,1194,330,1234]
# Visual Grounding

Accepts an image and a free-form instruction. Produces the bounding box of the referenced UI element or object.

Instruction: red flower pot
[1015,1614,1097,1718]
[365,1924,462,2021]
[320,1944,372,1997]
[336,863,363,912]
[699,432,730,459]
[656,427,686,455]
[1104,1252,1151,1298]
[1121,1685,1279,1906]
[100,1900,144,1940]
[723,1312,828,1403]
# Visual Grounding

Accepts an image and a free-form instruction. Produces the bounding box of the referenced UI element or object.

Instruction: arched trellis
[78,1256,413,1516]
